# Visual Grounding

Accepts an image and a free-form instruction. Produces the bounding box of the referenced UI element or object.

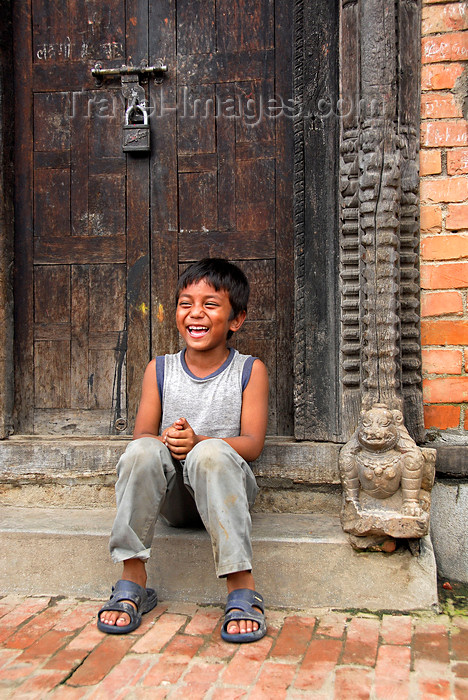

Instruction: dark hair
[176,258,249,338]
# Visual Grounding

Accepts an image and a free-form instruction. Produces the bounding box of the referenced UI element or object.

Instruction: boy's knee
[189,438,228,463]
[186,438,235,479]
[118,437,168,479]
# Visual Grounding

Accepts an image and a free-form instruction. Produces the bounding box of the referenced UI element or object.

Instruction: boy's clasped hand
[162,417,197,461]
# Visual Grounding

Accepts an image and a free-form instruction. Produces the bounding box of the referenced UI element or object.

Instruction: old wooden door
[13,0,294,436]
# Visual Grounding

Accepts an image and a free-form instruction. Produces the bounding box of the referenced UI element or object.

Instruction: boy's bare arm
[133,360,164,441]
[164,360,269,462]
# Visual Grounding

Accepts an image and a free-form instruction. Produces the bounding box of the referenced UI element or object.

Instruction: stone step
[0,506,438,611]
[0,436,342,513]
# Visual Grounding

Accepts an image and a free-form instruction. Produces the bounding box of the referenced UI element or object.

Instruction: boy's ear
[229,310,246,334]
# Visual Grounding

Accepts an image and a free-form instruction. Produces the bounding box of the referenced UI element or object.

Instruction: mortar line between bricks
[336,617,350,666]
[58,648,94,687]
[0,599,55,642]
[409,616,417,674]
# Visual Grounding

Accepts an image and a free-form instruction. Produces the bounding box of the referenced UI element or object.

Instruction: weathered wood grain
[177,0,216,55]
[274,0,294,435]
[13,0,35,432]
[125,0,151,433]
[70,265,90,408]
[70,93,89,237]
[14,0,295,439]
[178,154,218,173]
[179,172,218,233]
[0,0,15,438]
[178,230,276,262]
[216,0,274,52]
[150,0,179,359]
[177,51,275,85]
[294,0,340,440]
[34,236,126,264]
[337,0,424,443]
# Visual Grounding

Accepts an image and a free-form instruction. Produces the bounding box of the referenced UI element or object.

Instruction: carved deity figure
[339,403,436,542]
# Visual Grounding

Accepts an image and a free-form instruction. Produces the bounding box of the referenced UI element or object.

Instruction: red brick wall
[420,0,468,433]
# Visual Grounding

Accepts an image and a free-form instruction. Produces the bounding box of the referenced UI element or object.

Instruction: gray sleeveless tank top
[157,348,255,438]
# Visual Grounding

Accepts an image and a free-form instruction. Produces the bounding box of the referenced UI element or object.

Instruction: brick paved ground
[0,595,467,699]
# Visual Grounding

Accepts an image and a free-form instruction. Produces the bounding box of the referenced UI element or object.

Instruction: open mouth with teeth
[187,325,209,338]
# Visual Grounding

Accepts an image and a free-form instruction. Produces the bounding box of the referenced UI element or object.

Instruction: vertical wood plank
[0,0,14,437]
[33,265,71,411]
[217,0,274,52]
[31,0,70,63]
[34,340,71,409]
[124,0,151,431]
[176,0,215,55]
[68,0,125,63]
[339,0,362,439]
[13,0,34,432]
[235,158,275,231]
[71,265,90,407]
[178,171,217,232]
[177,85,216,155]
[274,0,294,435]
[34,265,70,324]
[295,0,340,439]
[33,92,71,152]
[34,169,71,238]
[150,0,179,357]
[216,83,236,232]
[88,264,126,416]
[70,92,89,236]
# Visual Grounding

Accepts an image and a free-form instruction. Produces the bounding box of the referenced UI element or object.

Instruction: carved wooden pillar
[339,0,425,442]
[0,0,14,439]
[338,0,436,544]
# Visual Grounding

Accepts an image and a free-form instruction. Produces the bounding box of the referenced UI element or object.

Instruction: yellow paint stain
[224,494,238,507]
[139,302,148,316]
[130,16,137,26]
[219,520,229,540]
[157,303,164,323]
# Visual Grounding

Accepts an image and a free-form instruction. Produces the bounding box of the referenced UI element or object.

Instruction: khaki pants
[109,437,259,577]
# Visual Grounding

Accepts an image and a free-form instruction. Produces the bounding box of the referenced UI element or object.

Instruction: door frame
[0,0,425,443]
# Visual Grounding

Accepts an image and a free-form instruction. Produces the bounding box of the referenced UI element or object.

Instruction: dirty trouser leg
[183,438,259,578]
[109,437,179,563]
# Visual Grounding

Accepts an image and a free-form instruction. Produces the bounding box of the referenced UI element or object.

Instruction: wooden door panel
[34,169,71,238]
[33,265,70,410]
[216,0,274,52]
[15,0,294,436]
[14,0,143,434]
[169,0,292,434]
[176,0,215,55]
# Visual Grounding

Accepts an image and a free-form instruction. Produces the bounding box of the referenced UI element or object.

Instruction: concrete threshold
[0,507,438,612]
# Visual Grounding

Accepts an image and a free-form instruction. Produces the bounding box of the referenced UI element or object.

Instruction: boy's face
[176,279,245,352]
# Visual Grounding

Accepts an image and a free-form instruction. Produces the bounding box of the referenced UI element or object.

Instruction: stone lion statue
[339,403,436,540]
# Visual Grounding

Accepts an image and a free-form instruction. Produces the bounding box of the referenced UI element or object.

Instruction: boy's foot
[225,571,264,637]
[221,588,266,643]
[97,579,158,634]
[98,559,147,629]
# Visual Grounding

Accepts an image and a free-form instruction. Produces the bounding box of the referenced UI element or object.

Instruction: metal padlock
[122,103,150,153]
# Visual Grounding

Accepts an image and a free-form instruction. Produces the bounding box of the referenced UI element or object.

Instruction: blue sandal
[97,579,158,634]
[221,588,267,643]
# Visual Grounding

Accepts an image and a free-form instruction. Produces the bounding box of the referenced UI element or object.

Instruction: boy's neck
[183,345,231,378]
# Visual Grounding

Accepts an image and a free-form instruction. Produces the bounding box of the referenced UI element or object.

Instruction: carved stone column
[339,0,436,544]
